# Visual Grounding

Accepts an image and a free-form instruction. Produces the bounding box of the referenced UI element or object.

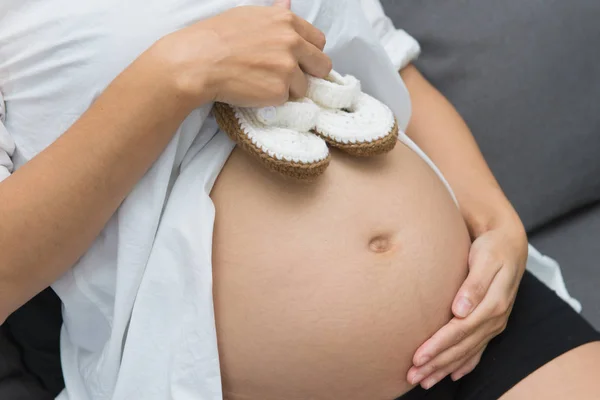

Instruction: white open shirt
[0,1,579,399]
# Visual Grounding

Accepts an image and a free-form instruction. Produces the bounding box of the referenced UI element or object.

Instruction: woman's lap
[398,270,600,400]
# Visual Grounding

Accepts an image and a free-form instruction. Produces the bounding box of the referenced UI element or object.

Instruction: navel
[368,234,396,253]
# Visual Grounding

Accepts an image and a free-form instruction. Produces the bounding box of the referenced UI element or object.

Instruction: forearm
[0,50,195,320]
[400,65,524,238]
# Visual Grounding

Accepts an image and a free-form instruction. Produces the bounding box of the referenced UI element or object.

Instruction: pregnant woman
[0,0,599,399]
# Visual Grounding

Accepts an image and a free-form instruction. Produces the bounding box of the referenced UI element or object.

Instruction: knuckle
[432,370,448,381]
[278,9,296,24]
[272,83,289,103]
[456,346,471,361]
[495,319,508,335]
[315,30,327,49]
[449,321,470,342]
[425,363,439,374]
[456,327,469,342]
[470,244,498,267]
[283,32,303,48]
[493,299,510,316]
[469,282,487,300]
[278,57,297,74]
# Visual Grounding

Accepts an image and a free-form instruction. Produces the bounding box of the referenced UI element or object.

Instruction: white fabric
[359,0,421,71]
[527,244,582,312]
[0,1,580,400]
[0,91,16,182]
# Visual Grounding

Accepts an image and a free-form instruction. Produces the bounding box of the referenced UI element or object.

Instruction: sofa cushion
[529,203,600,329]
[381,0,600,231]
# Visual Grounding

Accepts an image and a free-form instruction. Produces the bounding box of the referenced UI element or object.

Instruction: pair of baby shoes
[213,70,398,180]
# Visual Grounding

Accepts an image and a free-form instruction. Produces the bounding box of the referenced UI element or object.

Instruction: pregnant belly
[211,142,470,400]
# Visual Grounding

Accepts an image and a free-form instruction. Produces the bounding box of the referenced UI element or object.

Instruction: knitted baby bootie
[306,71,398,157]
[213,99,331,180]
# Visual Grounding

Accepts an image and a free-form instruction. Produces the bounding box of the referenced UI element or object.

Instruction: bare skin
[400,65,528,387]
[212,143,471,399]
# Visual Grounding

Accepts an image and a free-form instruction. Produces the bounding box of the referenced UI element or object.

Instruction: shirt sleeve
[0,90,16,182]
[359,0,421,71]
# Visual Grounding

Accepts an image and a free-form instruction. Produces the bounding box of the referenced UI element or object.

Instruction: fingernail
[456,297,473,318]
[415,355,431,367]
[421,377,438,390]
[451,372,464,381]
[411,373,424,385]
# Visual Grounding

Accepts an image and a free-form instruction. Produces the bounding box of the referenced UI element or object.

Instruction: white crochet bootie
[213,99,331,180]
[307,71,398,156]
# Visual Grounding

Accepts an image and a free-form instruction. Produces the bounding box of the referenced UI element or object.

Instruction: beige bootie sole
[313,120,398,157]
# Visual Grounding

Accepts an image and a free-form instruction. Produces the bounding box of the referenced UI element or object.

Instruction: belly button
[368,235,395,253]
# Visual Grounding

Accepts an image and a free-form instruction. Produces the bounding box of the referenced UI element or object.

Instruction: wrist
[460,186,525,240]
[147,32,221,112]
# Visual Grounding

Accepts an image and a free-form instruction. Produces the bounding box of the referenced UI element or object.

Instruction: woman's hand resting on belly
[399,65,529,390]
[408,221,528,388]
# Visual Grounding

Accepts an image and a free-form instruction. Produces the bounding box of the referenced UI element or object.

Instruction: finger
[420,276,512,383]
[451,346,486,381]
[416,348,479,389]
[452,244,503,318]
[420,369,448,390]
[287,13,328,51]
[295,40,332,78]
[419,345,486,390]
[408,322,492,383]
[479,263,519,321]
[412,316,479,367]
[412,293,500,368]
[288,65,308,99]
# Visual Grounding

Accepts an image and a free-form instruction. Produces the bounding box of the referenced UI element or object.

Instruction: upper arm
[0,91,16,182]
[359,0,421,71]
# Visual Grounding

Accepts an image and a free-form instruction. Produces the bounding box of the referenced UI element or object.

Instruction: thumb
[452,242,500,318]
[273,0,291,8]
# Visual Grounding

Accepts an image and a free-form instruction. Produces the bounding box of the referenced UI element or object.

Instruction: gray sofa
[382,0,600,328]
